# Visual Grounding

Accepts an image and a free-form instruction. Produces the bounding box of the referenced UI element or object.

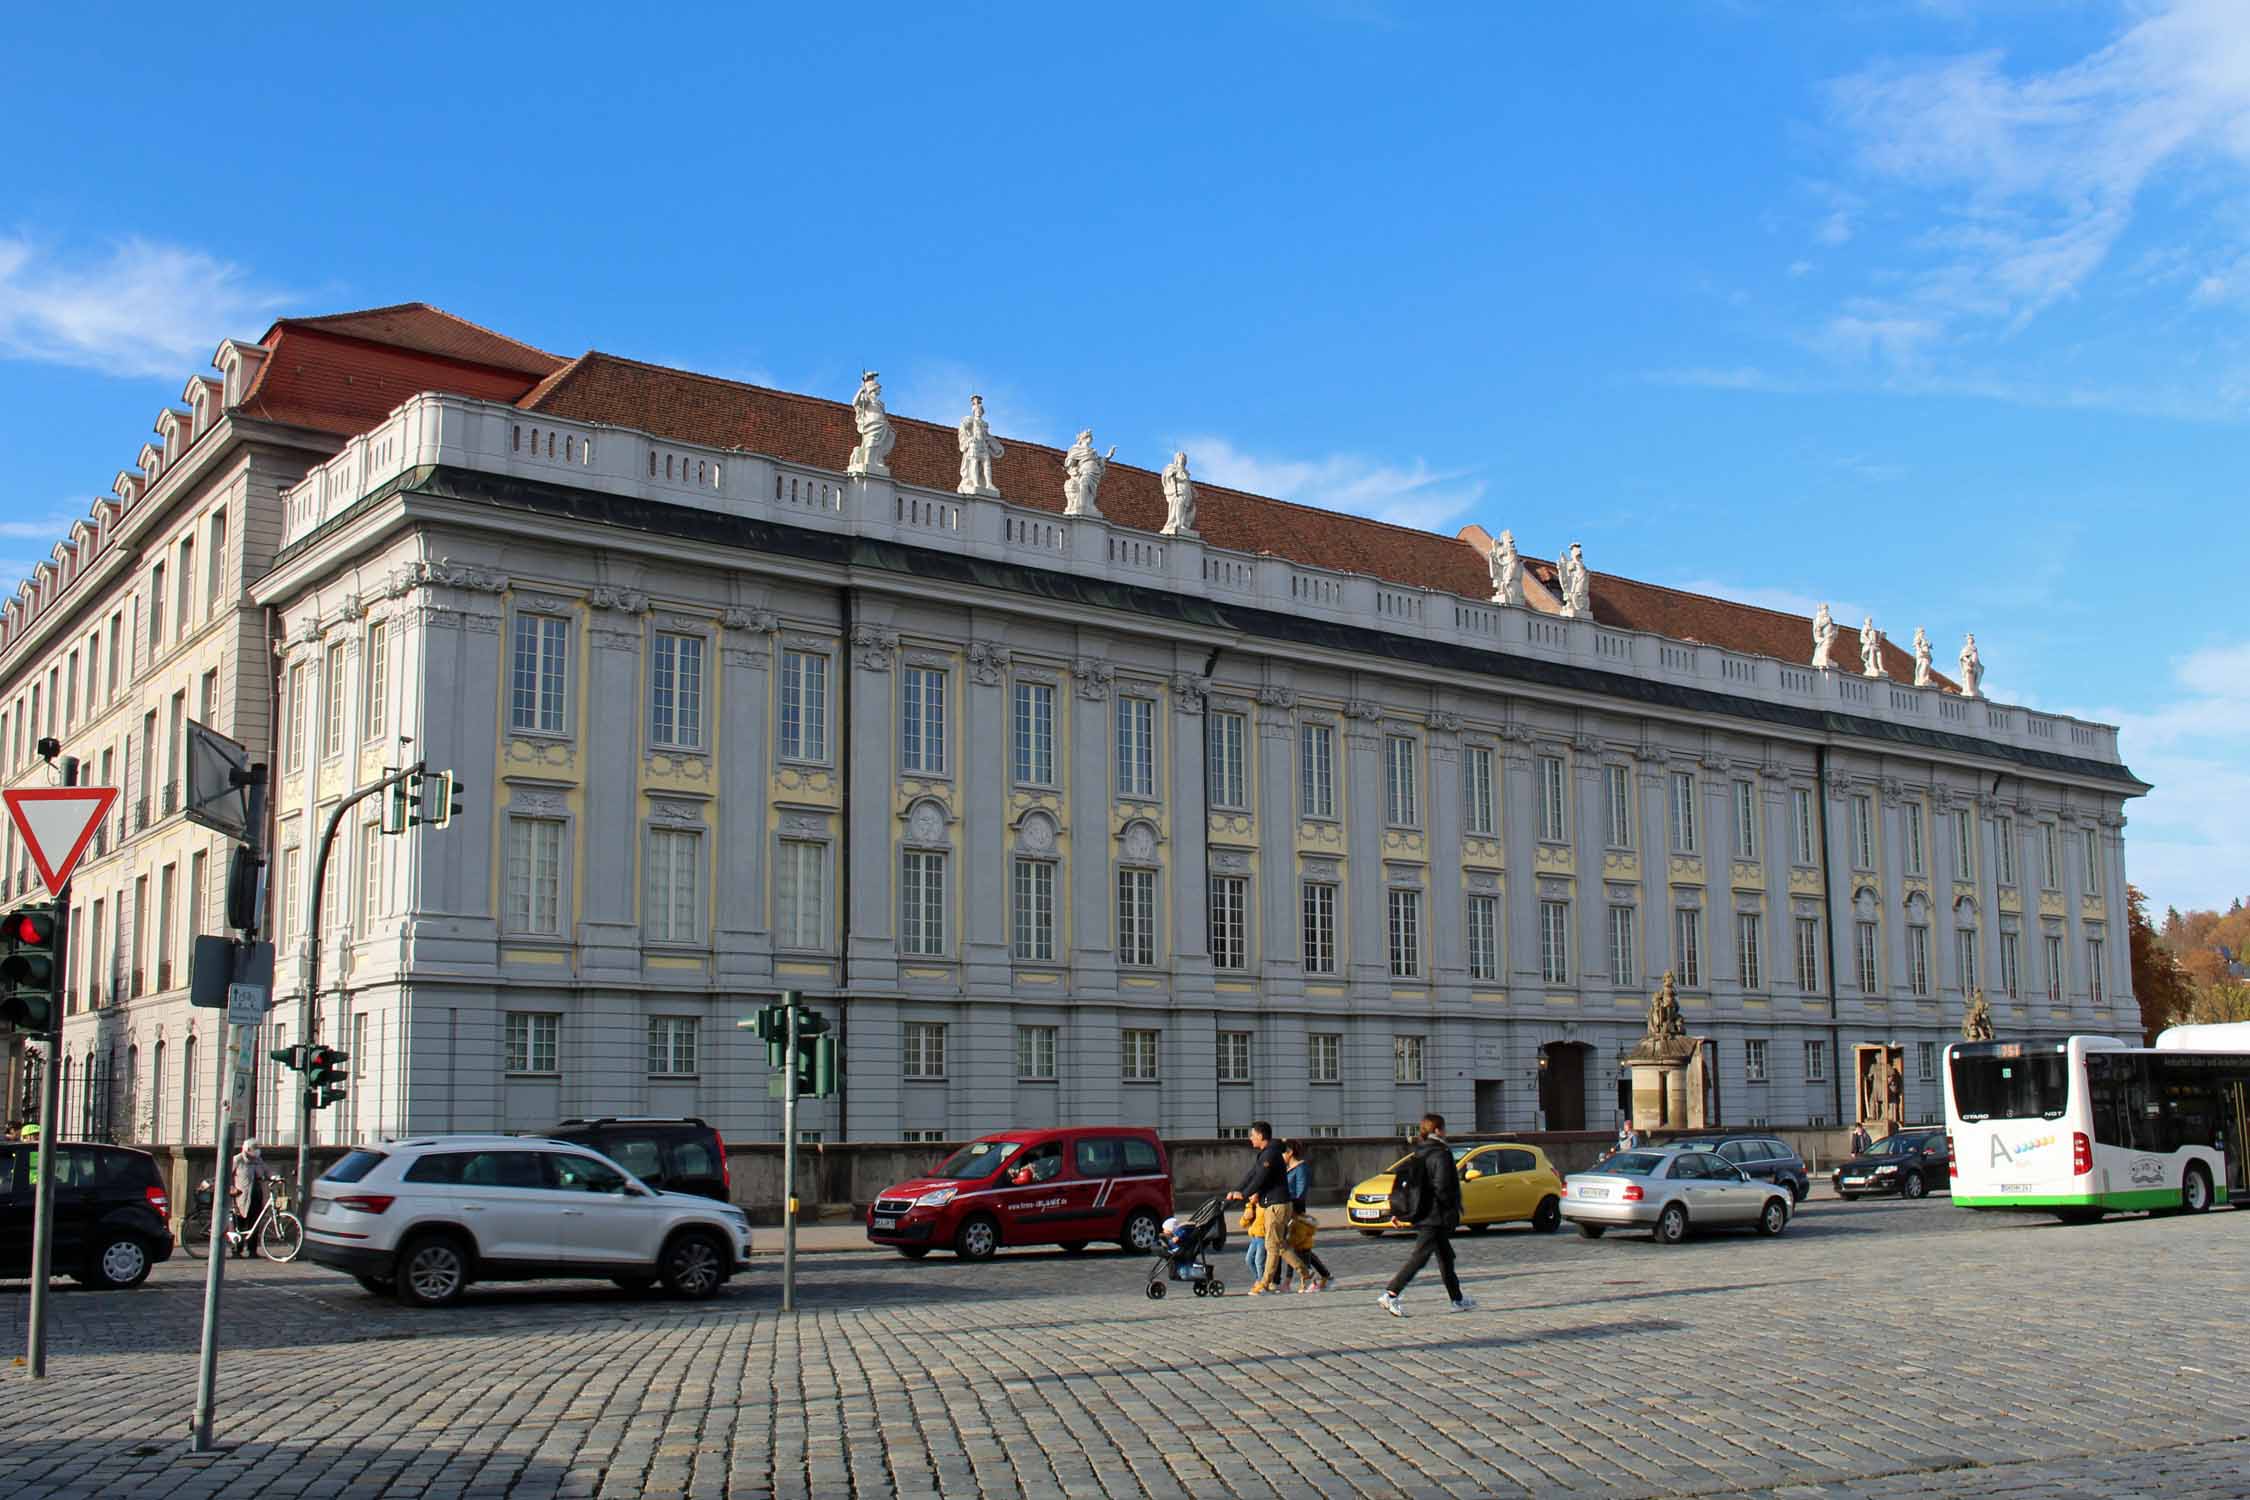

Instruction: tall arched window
[151,1041,166,1146]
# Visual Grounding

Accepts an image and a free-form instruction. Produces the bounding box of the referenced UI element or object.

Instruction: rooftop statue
[846,371,894,478]
[1812,603,1837,670]
[1913,626,1933,688]
[1488,529,1523,606]
[957,395,1004,498]
[1159,451,1198,537]
[1859,616,1884,678]
[1063,429,1114,519]
[1958,633,1984,700]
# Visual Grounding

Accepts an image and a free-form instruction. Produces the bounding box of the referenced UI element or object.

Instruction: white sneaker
[1378,1292,1406,1318]
[1449,1296,1478,1313]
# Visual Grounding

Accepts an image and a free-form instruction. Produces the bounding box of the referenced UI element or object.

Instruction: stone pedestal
[1625,1036,1702,1133]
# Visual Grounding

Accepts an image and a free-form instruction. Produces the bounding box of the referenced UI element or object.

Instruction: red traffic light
[14,912,53,945]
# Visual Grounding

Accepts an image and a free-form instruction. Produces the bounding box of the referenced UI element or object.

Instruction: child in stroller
[1144,1197,1228,1299]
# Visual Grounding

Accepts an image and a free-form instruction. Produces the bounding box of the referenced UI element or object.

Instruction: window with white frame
[1012,680,1055,785]
[2089,937,2105,1003]
[645,827,701,943]
[359,817,383,928]
[1904,803,1925,876]
[647,1016,698,1077]
[901,1130,947,1144]
[362,622,389,744]
[1916,1041,1936,1082]
[901,850,946,956]
[1851,795,1875,869]
[1207,712,1247,808]
[1733,780,1757,860]
[1209,875,1248,971]
[505,1012,559,1075]
[2083,829,2101,894]
[1908,924,1932,996]
[779,649,829,761]
[505,817,564,935]
[2041,824,2060,889]
[1957,928,1978,993]
[1117,868,1157,966]
[1116,696,1156,797]
[1745,1038,1768,1083]
[1016,1024,1057,1080]
[1605,764,1633,848]
[1386,887,1422,978]
[650,632,705,749]
[1540,899,1570,984]
[1804,1038,1829,1082]
[1465,746,1495,835]
[510,614,570,734]
[1795,917,1820,991]
[1308,1032,1341,1084]
[1995,816,2016,886]
[900,665,947,775]
[1013,859,1056,962]
[1539,755,1568,842]
[1217,1030,1251,1084]
[1608,904,1637,988]
[1302,882,1337,974]
[284,662,306,772]
[2000,931,2020,996]
[1953,808,1976,882]
[1669,771,1698,854]
[1385,735,1419,826]
[1467,894,1500,981]
[1121,1028,1160,1082]
[1792,787,1816,864]
[279,846,302,945]
[1737,913,1763,991]
[1673,908,1702,987]
[1855,921,1880,993]
[1393,1033,1425,1085]
[1299,722,1335,819]
[2045,932,2064,1001]
[775,840,826,949]
[903,1022,947,1078]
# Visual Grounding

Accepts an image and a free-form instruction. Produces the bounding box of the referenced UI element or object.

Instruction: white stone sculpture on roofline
[1556,541,1591,618]
[1912,627,1933,688]
[1063,429,1114,519]
[1159,451,1198,537]
[1958,633,1983,699]
[1859,616,1883,678]
[1812,603,1837,670]
[957,394,1004,497]
[846,370,894,478]
[1487,529,1523,606]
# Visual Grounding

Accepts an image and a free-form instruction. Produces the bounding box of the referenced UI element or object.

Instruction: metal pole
[25,753,77,1379]
[189,1021,243,1451]
[781,994,799,1313]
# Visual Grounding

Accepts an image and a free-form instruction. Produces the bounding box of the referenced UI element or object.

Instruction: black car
[547,1117,731,1201]
[0,1140,175,1289]
[1833,1129,1952,1200]
[1705,1135,1813,1203]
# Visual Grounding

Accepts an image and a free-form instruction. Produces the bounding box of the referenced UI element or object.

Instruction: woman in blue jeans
[1282,1140,1334,1292]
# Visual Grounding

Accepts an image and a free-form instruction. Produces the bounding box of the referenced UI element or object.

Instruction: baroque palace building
[4,304,2147,1149]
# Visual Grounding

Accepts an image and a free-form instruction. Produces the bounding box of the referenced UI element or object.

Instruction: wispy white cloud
[1643,365,1808,393]
[0,236,293,379]
[1171,435,1487,534]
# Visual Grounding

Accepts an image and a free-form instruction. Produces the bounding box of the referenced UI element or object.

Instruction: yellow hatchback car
[1346,1143,1566,1236]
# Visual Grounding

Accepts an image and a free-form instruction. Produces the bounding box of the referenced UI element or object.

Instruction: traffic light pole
[24,754,76,1381]
[781,996,798,1314]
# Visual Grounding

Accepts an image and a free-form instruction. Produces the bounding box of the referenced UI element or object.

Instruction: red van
[867,1127,1172,1260]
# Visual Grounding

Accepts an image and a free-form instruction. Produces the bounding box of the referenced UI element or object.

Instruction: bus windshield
[1951,1053,2071,1122]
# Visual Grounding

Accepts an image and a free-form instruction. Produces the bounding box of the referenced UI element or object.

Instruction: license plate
[873,1216,898,1230]
[1576,1187,1608,1199]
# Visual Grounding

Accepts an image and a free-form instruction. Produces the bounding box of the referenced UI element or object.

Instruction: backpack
[1387,1152,1429,1223]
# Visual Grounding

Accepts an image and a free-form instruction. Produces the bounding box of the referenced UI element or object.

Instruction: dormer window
[113,471,143,509]
[212,339,268,409]
[185,375,219,438]
[138,442,164,485]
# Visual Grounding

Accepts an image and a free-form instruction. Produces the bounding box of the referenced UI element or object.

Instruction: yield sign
[3,786,121,897]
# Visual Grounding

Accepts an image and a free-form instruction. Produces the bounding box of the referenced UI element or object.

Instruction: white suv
[303,1135,752,1307]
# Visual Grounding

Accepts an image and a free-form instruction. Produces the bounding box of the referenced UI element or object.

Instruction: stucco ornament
[1158,451,1198,537]
[907,801,946,845]
[1556,542,1591,618]
[1963,989,1996,1042]
[1859,617,1883,678]
[1957,633,1983,700]
[956,395,1004,497]
[1020,811,1057,854]
[1488,529,1523,607]
[1062,430,1114,519]
[1811,603,1837,670]
[846,371,895,478]
[1121,822,1158,863]
[966,639,1010,686]
[1912,627,1933,688]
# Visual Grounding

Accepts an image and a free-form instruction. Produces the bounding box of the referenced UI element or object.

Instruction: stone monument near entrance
[1624,972,1705,1132]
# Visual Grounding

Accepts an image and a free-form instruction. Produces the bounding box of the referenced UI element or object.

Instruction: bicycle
[179,1173,304,1263]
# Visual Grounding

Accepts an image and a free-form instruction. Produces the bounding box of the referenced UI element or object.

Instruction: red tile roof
[238,306,561,438]
[265,302,564,379]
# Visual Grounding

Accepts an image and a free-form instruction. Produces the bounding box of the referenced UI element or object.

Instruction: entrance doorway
[1539,1042,1591,1131]
[1474,1080,1505,1133]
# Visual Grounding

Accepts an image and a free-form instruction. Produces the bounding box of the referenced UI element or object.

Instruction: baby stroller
[1145,1197,1228,1299]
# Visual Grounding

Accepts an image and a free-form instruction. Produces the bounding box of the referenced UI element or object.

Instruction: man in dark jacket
[1378,1114,1474,1317]
[1226,1120,1306,1294]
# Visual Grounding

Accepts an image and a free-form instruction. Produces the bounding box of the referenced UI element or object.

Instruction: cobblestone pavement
[3,1195,2246,1498]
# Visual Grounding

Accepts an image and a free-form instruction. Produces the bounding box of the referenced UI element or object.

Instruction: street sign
[225,982,271,1028]
[183,720,253,844]
[3,786,120,896]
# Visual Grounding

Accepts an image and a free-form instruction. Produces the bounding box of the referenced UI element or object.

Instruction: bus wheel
[2183,1165,2214,1214]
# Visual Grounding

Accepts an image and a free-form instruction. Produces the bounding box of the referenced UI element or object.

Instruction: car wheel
[896,1246,932,1260]
[1900,1172,1928,1201]
[1756,1198,1789,1237]
[1575,1223,1607,1239]
[1119,1209,1161,1255]
[395,1234,470,1308]
[1655,1203,1689,1245]
[1059,1241,1091,1254]
[955,1215,1001,1261]
[611,1276,655,1294]
[2183,1164,2214,1214]
[1790,1179,1809,1204]
[79,1235,153,1290]
[660,1231,728,1299]
[353,1274,393,1297]
[1531,1197,1562,1234]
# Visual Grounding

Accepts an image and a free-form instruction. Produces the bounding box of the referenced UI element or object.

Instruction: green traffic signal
[0,905,61,1033]
[269,1044,305,1072]
[305,1044,349,1108]
[430,770,462,830]
[384,778,410,835]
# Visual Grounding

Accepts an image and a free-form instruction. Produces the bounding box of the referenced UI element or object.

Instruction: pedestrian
[1377,1113,1474,1318]
[1240,1199,1266,1286]
[230,1137,267,1260]
[1225,1120,1307,1297]
[1849,1122,1870,1157]
[1617,1117,1640,1154]
[1281,1139,1333,1293]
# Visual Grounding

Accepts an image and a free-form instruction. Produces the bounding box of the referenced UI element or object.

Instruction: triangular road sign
[4,786,121,898]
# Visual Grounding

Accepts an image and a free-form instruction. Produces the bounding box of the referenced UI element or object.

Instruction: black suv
[1,1140,175,1289]
[1699,1135,1813,1203]
[547,1118,730,1201]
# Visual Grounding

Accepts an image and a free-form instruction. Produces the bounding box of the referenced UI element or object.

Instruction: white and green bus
[1945,1027,2250,1222]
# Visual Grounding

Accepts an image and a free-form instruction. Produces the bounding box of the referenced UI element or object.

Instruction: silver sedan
[1560,1146,1793,1244]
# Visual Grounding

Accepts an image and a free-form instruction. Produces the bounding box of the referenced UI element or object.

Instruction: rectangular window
[362,622,389,744]
[646,1016,698,1077]
[2042,824,2060,889]
[1908,925,1932,997]
[188,850,208,946]
[359,818,382,927]
[1605,764,1633,848]
[1012,680,1055,785]
[900,850,947,956]
[2083,830,2100,895]
[1539,756,1568,842]
[1855,921,1880,993]
[1916,1041,1937,1083]
[1016,1025,1057,1081]
[779,650,829,761]
[63,651,76,731]
[775,840,826,949]
[149,562,166,650]
[1299,722,1336,819]
[1393,1034,1425,1085]
[1745,1039,1769,1083]
[1957,928,1979,993]
[645,828,701,943]
[1673,909,1702,988]
[177,537,195,634]
[1302,882,1337,974]
[1903,803,1925,876]
[323,641,346,758]
[1117,868,1157,966]
[1308,1033,1341,1084]
[1467,894,1500,981]
[2089,938,2105,1003]
[650,632,706,750]
[1206,712,1247,808]
[1995,817,2016,886]
[1851,795,1875,869]
[1217,1030,1251,1084]
[1208,875,1248,971]
[1385,735,1419,826]
[1465,746,1495,835]
[199,667,218,724]
[2000,931,2021,997]
[2045,933,2064,1002]
[1670,771,1698,854]
[1121,1028,1160,1082]
[1013,859,1057,962]
[1792,787,1816,865]
[1540,899,1570,984]
[284,662,306,772]
[505,817,565,935]
[1954,809,1977,882]
[1386,887,1422,978]
[1608,904,1637,988]
[280,847,301,946]
[505,1012,560,1075]
[1733,780,1757,860]
[207,508,226,611]
[902,1022,947,1079]
[900,665,947,775]
[1804,1039,1829,1082]
[157,863,177,988]
[107,611,121,695]
[319,810,346,937]
[1737,913,1763,991]
[1115,696,1156,797]
[510,614,569,734]
[1795,917,1821,992]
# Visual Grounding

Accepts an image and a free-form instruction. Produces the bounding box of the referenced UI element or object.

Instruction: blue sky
[2,1,2244,913]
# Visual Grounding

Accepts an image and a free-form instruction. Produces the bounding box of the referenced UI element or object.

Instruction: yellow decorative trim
[1016,971,1057,984]
[1306,983,1345,998]
[1668,855,1704,885]
[503,948,566,965]
[1731,860,1763,891]
[1602,851,1641,881]
[1122,976,1160,989]
[1471,990,1507,1005]
[776,961,832,978]
[647,956,702,972]
[1788,867,1823,895]
[1535,843,1576,875]
[1215,981,1256,993]
[903,967,949,980]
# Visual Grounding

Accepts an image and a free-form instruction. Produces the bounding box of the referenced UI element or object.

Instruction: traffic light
[0,905,62,1033]
[383,776,411,835]
[792,1005,835,1099]
[305,1045,349,1109]
[750,1002,789,1068]
[269,1043,305,1073]
[427,770,462,830]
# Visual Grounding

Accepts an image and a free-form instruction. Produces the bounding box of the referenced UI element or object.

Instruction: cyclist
[229,1137,266,1260]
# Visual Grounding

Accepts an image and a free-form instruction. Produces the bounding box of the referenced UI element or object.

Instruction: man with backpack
[1377,1114,1474,1317]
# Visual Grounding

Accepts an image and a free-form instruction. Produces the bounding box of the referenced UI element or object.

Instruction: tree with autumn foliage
[2153,889,2250,1034]
[2130,885,2195,1042]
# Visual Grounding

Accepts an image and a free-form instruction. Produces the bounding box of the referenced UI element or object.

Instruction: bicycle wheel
[259,1211,305,1263]
[179,1212,213,1259]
